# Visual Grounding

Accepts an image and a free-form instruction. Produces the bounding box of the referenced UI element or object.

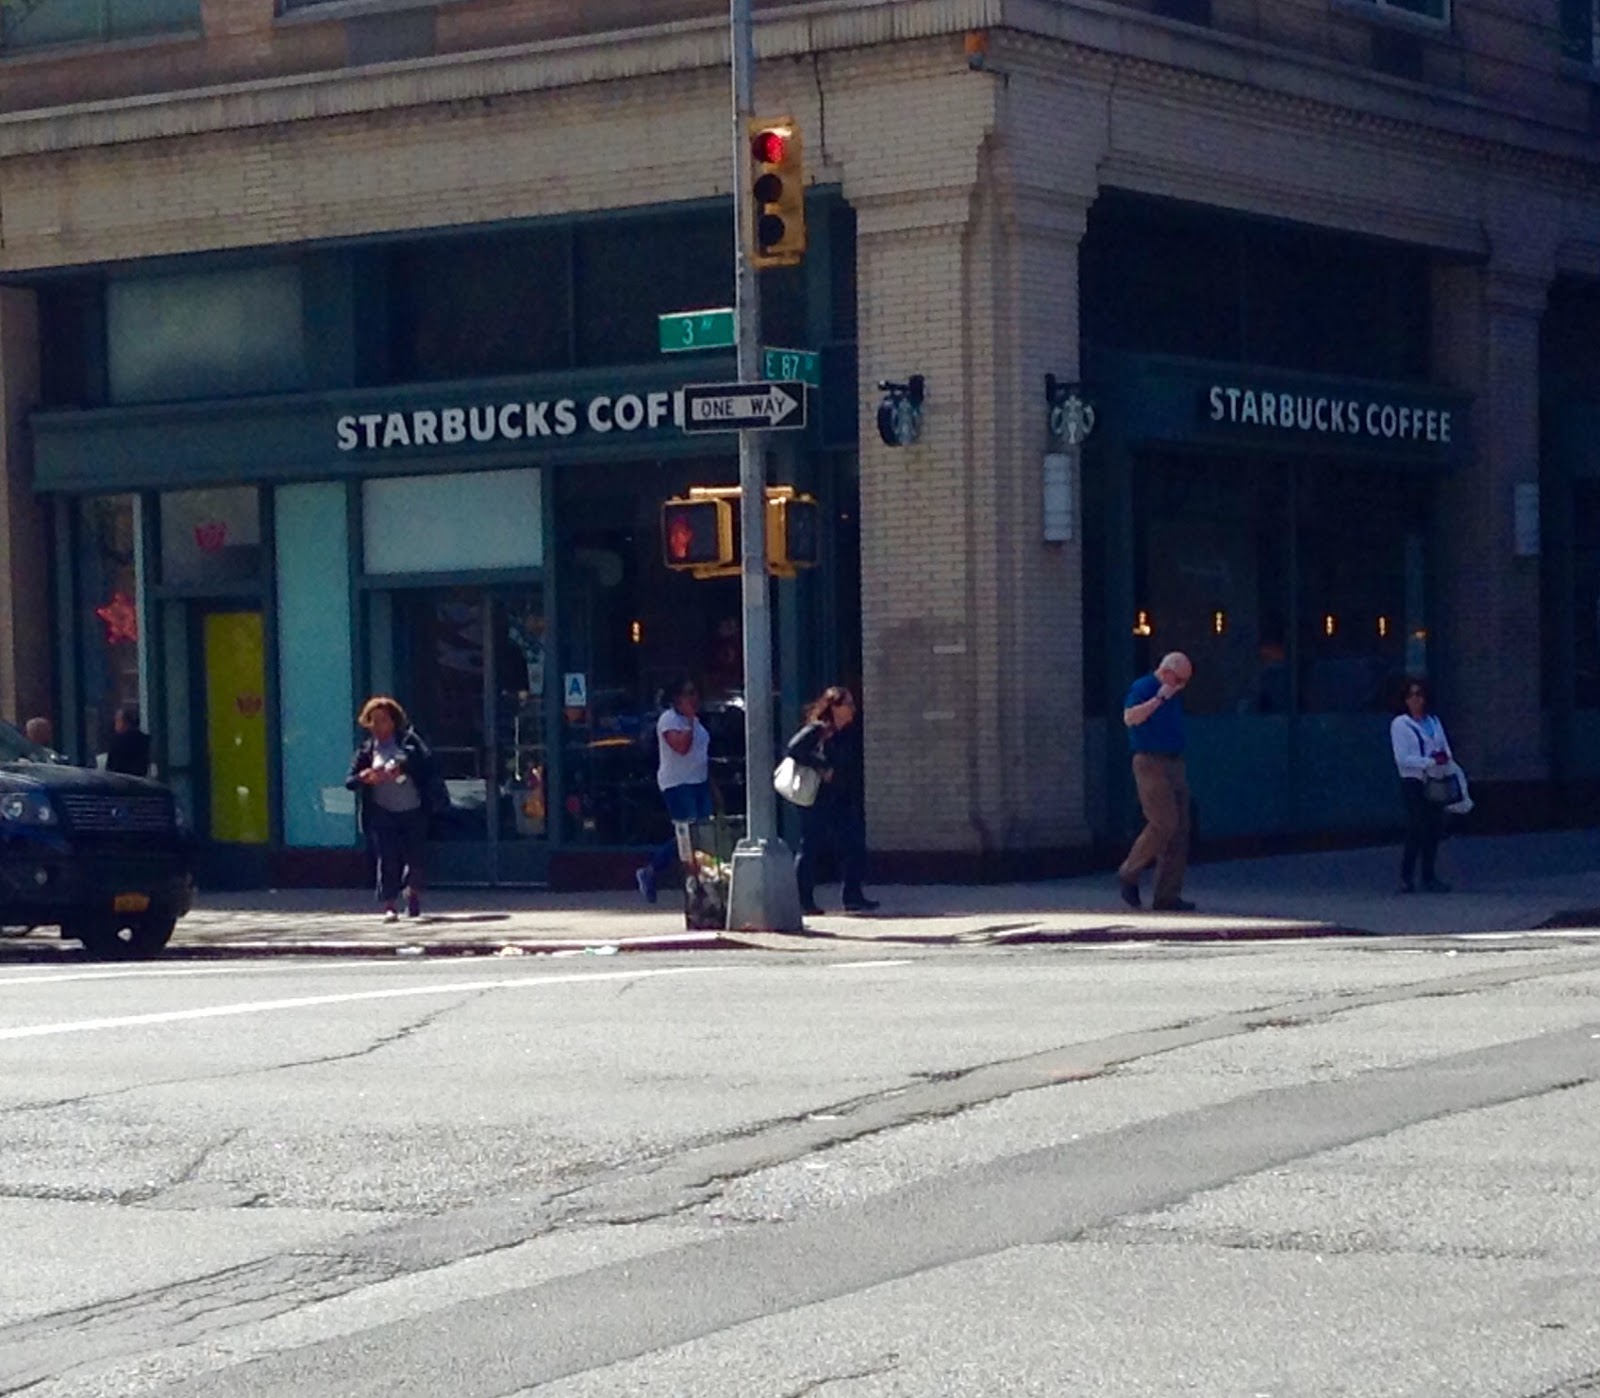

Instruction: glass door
[389,586,548,886]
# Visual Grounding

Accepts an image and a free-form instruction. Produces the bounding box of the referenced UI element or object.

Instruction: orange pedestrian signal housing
[660,486,820,578]
[748,117,806,269]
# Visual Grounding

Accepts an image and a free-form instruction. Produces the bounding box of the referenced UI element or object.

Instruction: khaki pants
[1118,754,1191,904]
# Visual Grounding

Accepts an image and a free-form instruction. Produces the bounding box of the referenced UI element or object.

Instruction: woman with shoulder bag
[785,685,878,916]
[346,696,437,922]
[1389,677,1458,895]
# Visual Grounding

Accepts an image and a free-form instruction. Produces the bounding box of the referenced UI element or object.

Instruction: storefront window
[77,495,145,767]
[1572,481,1600,708]
[160,487,262,586]
[1297,465,1426,713]
[1134,457,1290,716]
[555,458,745,846]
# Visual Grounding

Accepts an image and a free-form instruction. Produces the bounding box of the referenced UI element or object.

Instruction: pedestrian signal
[748,117,806,269]
[661,496,734,573]
[766,489,821,578]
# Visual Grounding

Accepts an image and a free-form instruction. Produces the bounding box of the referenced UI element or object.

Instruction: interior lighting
[629,620,643,645]
[1132,609,1153,637]
[1377,615,1390,638]
[1323,613,1337,638]
[1212,610,1227,636]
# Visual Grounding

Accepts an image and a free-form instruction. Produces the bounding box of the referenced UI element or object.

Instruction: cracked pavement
[2,939,1599,1395]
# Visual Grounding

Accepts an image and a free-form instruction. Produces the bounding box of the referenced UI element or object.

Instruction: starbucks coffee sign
[1204,384,1456,447]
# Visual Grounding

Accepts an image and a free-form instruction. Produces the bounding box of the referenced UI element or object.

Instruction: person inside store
[346,696,439,923]
[23,716,54,750]
[635,676,713,904]
[1389,677,1455,894]
[784,684,879,916]
[1117,651,1196,912]
[104,705,152,777]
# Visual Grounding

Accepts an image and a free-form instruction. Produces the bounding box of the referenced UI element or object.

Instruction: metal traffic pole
[723,0,803,932]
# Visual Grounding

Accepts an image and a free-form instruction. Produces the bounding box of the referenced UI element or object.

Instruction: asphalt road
[1,935,1598,1396]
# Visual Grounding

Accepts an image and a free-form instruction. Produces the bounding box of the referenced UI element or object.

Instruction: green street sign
[761,346,821,388]
[658,308,735,354]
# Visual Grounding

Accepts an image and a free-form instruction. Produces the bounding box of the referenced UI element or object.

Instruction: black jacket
[105,728,151,777]
[785,718,863,808]
[346,727,445,820]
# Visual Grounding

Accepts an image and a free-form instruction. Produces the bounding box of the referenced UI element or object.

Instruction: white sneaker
[382,908,399,924]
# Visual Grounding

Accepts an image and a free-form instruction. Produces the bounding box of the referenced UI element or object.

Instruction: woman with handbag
[1389,677,1457,894]
[785,685,878,915]
[346,696,439,922]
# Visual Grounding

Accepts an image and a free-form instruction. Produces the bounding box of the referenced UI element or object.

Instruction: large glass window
[1561,0,1597,63]
[160,487,262,587]
[1133,457,1290,717]
[108,265,305,405]
[555,458,745,847]
[1571,481,1600,707]
[1,0,197,48]
[362,470,543,577]
[1132,456,1428,717]
[76,495,146,768]
[1297,466,1427,713]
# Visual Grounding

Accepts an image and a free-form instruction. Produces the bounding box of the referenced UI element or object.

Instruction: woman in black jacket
[346,696,440,922]
[785,685,878,915]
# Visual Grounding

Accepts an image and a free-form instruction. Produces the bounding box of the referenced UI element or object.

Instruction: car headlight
[0,792,57,825]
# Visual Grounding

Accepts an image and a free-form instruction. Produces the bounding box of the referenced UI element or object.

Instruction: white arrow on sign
[680,380,807,433]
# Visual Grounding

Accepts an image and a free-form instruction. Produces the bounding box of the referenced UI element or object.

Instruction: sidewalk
[6,830,1600,959]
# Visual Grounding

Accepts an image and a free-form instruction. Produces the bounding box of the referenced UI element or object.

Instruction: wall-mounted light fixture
[1377,615,1390,639]
[1323,613,1338,638]
[1212,610,1227,636]
[629,620,643,645]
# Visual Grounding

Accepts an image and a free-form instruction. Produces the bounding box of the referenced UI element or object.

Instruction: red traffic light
[661,496,735,572]
[751,129,788,165]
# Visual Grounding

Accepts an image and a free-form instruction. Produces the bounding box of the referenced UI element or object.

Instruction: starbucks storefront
[33,364,812,890]
[1085,354,1471,847]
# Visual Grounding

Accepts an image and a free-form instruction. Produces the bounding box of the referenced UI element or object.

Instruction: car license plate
[112,893,151,914]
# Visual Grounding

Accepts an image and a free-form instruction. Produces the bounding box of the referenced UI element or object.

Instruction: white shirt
[656,707,710,791]
[1390,712,1451,781]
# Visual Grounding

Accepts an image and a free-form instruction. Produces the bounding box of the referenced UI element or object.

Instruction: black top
[785,718,863,807]
[105,728,151,777]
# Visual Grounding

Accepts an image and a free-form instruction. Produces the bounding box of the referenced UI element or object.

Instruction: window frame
[0,0,201,51]
[1333,0,1451,32]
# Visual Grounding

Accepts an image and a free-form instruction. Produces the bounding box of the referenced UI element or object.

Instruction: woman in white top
[634,676,712,903]
[1389,677,1453,894]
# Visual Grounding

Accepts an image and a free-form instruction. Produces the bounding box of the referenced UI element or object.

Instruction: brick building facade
[1,0,1598,886]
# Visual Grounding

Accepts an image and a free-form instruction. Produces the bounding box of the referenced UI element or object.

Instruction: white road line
[827,959,913,970]
[0,964,744,1041]
[0,963,409,990]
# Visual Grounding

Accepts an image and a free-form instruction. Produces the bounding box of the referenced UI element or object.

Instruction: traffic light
[765,488,821,578]
[661,494,735,574]
[748,117,806,268]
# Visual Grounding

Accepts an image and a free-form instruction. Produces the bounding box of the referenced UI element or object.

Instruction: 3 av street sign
[680,380,807,433]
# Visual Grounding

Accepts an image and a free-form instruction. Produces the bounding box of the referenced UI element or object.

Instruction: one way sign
[679,380,807,434]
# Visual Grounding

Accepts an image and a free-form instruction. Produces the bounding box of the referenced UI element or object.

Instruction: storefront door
[390,587,548,886]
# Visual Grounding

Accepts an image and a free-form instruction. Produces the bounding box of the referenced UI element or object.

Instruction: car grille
[56,793,174,835]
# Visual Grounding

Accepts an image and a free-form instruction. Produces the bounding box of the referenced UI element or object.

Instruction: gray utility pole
[723,0,803,932]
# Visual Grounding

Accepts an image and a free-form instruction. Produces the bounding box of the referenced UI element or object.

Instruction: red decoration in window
[194,520,228,554]
[94,592,139,646]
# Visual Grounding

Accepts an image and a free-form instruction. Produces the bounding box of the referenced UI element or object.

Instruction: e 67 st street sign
[680,380,807,433]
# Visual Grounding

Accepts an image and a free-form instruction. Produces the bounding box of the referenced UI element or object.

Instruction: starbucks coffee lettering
[1206,385,1454,446]
[335,391,676,452]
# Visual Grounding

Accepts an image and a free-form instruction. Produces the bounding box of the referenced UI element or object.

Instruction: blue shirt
[1124,673,1185,755]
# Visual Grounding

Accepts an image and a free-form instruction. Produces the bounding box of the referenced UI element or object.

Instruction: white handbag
[772,756,821,807]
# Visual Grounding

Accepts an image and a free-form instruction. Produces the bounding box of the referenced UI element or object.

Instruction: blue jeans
[648,782,714,873]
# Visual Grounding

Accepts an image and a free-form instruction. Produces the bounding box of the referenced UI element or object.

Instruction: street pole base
[725,837,804,933]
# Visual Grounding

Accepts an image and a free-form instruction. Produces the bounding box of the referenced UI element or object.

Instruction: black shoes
[801,902,825,916]
[1152,897,1197,912]
[1119,879,1141,910]
[843,896,881,913]
[1422,878,1452,894]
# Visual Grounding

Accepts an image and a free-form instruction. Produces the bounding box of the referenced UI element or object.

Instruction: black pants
[369,805,428,904]
[796,800,867,907]
[1400,778,1443,885]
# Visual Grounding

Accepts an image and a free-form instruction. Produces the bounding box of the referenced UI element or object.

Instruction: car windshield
[0,719,59,764]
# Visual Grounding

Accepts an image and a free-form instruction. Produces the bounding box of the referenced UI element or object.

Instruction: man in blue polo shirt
[1118,651,1195,912]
